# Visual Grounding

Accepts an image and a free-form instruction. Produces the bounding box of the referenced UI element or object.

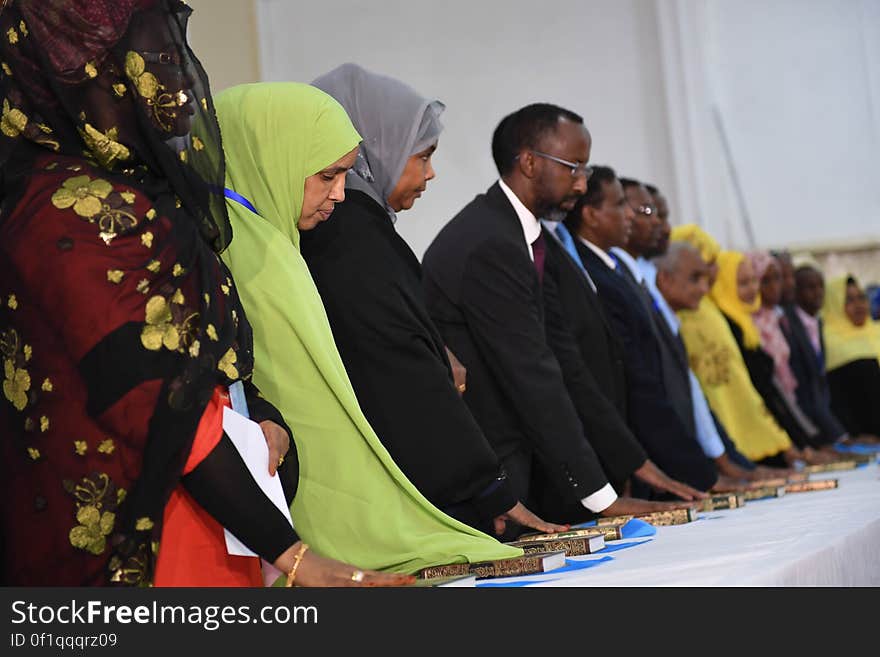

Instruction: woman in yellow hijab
[823,274,880,437]
[671,226,796,464]
[214,82,520,580]
[712,251,821,450]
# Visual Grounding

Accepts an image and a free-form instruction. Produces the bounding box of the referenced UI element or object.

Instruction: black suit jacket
[540,229,647,491]
[422,182,609,506]
[780,305,845,444]
[724,313,819,448]
[300,190,516,529]
[576,241,717,491]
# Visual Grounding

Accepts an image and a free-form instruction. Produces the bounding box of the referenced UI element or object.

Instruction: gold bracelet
[285,543,310,587]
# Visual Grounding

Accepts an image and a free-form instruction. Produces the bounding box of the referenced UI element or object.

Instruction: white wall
[256,0,677,258]
[255,0,880,257]
[659,0,880,251]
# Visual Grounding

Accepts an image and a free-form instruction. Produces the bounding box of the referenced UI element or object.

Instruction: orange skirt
[153,386,263,587]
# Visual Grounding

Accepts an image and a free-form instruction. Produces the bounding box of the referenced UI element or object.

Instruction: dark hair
[618,177,641,191]
[563,165,617,233]
[491,103,584,175]
[645,183,659,196]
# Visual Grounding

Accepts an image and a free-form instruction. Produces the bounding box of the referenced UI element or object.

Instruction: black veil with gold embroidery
[0,0,256,584]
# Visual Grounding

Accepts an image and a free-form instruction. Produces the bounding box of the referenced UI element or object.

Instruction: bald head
[655,243,710,311]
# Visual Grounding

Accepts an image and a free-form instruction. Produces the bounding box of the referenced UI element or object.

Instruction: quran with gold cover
[596,507,698,526]
[507,533,605,557]
[802,461,857,474]
[515,525,623,543]
[741,485,785,501]
[697,493,744,512]
[784,479,838,493]
[417,550,567,580]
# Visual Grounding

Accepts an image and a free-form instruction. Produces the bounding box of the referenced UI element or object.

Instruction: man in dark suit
[537,218,706,519]
[422,104,686,525]
[562,167,719,493]
[781,266,849,444]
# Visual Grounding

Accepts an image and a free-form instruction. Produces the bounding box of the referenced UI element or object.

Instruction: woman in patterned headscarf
[0,0,410,587]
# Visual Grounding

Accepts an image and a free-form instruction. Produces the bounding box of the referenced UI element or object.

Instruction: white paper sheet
[221,406,294,557]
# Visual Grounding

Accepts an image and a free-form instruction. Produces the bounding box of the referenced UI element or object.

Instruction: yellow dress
[679,298,792,461]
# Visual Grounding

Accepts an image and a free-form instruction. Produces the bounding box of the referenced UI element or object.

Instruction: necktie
[551,222,598,292]
[531,231,546,283]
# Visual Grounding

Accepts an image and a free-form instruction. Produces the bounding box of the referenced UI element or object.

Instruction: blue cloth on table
[570,517,657,538]
[596,538,653,553]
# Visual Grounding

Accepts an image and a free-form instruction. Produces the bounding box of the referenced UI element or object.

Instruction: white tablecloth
[494,465,880,586]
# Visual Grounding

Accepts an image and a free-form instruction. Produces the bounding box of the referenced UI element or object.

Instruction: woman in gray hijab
[300,63,564,540]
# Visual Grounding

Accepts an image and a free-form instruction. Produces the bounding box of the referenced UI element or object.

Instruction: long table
[486,464,880,586]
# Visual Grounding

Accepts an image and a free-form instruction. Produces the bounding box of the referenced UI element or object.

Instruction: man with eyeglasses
[422,104,687,534]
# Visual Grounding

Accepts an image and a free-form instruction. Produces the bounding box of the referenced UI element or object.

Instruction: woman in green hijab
[215,82,520,575]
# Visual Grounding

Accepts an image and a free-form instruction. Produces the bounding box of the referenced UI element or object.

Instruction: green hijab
[215,82,519,573]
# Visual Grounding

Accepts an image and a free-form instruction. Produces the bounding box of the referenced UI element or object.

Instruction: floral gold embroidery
[41,378,52,392]
[145,208,156,221]
[136,279,150,294]
[107,269,124,284]
[23,344,31,361]
[218,348,239,380]
[74,441,87,456]
[79,124,131,169]
[112,83,127,98]
[172,264,184,277]
[69,505,115,555]
[135,517,154,531]
[206,324,218,341]
[51,175,111,218]
[39,415,48,432]
[140,293,198,354]
[178,150,187,163]
[7,294,17,309]
[201,98,208,111]
[120,191,136,204]
[64,473,123,555]
[97,439,115,455]
[1,62,11,76]
[109,542,148,586]
[192,136,204,151]
[27,446,40,460]
[3,358,30,410]
[7,27,18,45]
[1,99,27,137]
[146,259,161,273]
[220,284,229,295]
[84,61,97,78]
[188,340,200,358]
[141,231,154,248]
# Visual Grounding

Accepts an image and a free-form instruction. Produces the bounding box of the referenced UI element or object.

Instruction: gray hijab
[311,63,445,221]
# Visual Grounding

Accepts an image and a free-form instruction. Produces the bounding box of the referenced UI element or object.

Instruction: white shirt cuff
[580,483,618,513]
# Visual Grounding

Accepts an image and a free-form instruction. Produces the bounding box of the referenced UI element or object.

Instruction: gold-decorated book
[698,493,744,512]
[409,575,477,587]
[596,507,698,526]
[784,479,838,493]
[515,524,623,543]
[507,533,605,557]
[417,550,567,580]
[741,485,785,501]
[802,461,857,474]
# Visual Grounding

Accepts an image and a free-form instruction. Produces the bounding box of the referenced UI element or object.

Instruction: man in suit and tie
[562,166,719,493]
[422,104,687,529]
[781,265,851,443]
[537,213,706,522]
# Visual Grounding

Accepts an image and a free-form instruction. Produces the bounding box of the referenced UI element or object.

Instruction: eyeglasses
[628,201,656,217]
[527,150,593,179]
